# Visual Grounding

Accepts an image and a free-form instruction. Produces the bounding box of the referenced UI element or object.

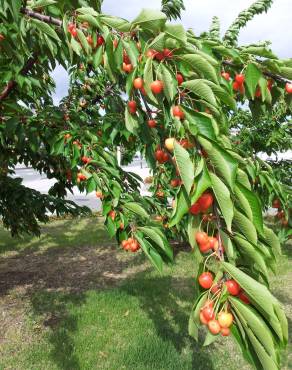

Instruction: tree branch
[223,60,292,84]
[20,7,62,27]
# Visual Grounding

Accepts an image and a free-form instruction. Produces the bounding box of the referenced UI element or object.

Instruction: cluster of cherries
[273,198,288,226]
[198,272,250,335]
[199,299,233,336]
[189,192,214,215]
[77,172,87,182]
[67,22,104,48]
[121,238,141,252]
[81,155,91,164]
[195,231,220,253]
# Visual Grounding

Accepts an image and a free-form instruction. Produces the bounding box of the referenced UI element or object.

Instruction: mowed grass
[0,218,291,370]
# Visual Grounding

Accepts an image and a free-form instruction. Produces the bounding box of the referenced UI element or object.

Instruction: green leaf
[76,7,99,17]
[210,173,233,232]
[235,182,264,235]
[180,54,219,84]
[189,292,207,341]
[198,136,238,190]
[245,63,262,99]
[77,14,101,29]
[143,58,159,105]
[159,64,177,103]
[135,233,163,273]
[100,15,131,32]
[182,106,216,140]
[261,226,281,256]
[148,32,165,51]
[123,202,149,218]
[174,141,194,194]
[169,187,190,227]
[70,37,82,55]
[164,24,187,45]
[76,29,90,54]
[125,107,139,134]
[92,46,103,69]
[31,0,57,8]
[230,297,277,362]
[132,9,167,33]
[233,209,258,245]
[203,331,219,346]
[31,18,60,42]
[234,235,268,278]
[204,80,237,110]
[181,79,217,107]
[137,226,173,260]
[222,262,287,343]
[122,40,137,67]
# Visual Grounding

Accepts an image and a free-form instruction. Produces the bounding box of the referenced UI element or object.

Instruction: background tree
[0,0,291,368]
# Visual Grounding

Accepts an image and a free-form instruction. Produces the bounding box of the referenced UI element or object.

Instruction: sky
[52,0,292,103]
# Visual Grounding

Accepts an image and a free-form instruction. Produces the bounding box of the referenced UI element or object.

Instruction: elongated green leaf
[77,14,101,28]
[261,226,281,256]
[189,292,207,341]
[174,141,194,194]
[135,233,163,273]
[76,7,99,17]
[159,64,177,103]
[169,187,190,227]
[132,9,167,32]
[182,106,216,140]
[234,235,268,278]
[31,18,60,42]
[125,108,138,133]
[230,297,277,362]
[198,136,238,190]
[235,182,264,235]
[92,46,103,68]
[122,40,137,67]
[70,37,82,55]
[76,29,90,54]
[180,54,219,83]
[143,58,159,105]
[222,262,287,342]
[181,79,217,107]
[138,226,173,260]
[32,0,57,8]
[220,231,235,262]
[148,32,165,51]
[191,162,211,203]
[100,15,131,31]
[123,202,149,218]
[165,24,186,44]
[204,80,237,110]
[210,173,233,232]
[233,209,257,245]
[245,63,262,99]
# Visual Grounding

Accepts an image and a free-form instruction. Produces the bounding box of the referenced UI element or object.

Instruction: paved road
[14,160,150,211]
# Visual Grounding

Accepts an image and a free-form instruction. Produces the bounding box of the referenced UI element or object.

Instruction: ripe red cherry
[225,280,241,296]
[170,178,180,187]
[198,192,213,211]
[155,52,165,61]
[176,73,184,85]
[255,87,261,98]
[238,291,250,304]
[146,49,157,58]
[81,156,90,164]
[200,311,208,325]
[151,80,164,94]
[189,202,200,215]
[272,199,281,209]
[86,35,93,46]
[68,24,77,38]
[128,100,137,114]
[155,149,164,162]
[233,81,244,93]
[162,152,169,162]
[202,306,215,321]
[96,35,105,46]
[123,63,133,73]
[199,241,212,253]
[0,34,5,42]
[163,48,173,58]
[195,231,208,245]
[221,327,231,336]
[285,83,292,94]
[221,72,230,81]
[208,319,221,335]
[133,77,144,90]
[109,210,116,220]
[172,105,185,119]
[198,272,214,289]
[147,119,157,128]
[235,74,245,84]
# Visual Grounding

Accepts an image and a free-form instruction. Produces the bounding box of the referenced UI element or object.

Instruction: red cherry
[221,327,231,336]
[147,119,157,128]
[195,231,208,245]
[162,152,169,162]
[96,35,105,46]
[108,210,116,220]
[0,34,5,42]
[133,77,144,90]
[208,319,221,335]
[146,49,157,58]
[199,241,212,253]
[128,100,137,114]
[170,179,180,187]
[198,272,214,289]
[255,87,261,98]
[200,311,208,325]
[123,63,133,73]
[155,149,164,162]
[272,199,281,209]
[238,291,250,304]
[81,156,91,164]
[155,52,165,61]
[172,105,185,120]
[285,83,292,94]
[198,192,213,211]
[189,202,201,215]
[163,48,173,58]
[202,306,215,321]
[176,73,184,85]
[68,24,77,38]
[221,72,230,81]
[235,74,245,84]
[211,283,220,294]
[150,80,164,94]
[225,280,241,296]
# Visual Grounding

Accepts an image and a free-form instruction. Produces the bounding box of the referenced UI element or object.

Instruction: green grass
[0,218,291,370]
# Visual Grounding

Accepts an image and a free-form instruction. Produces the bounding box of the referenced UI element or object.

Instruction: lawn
[0,217,291,370]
